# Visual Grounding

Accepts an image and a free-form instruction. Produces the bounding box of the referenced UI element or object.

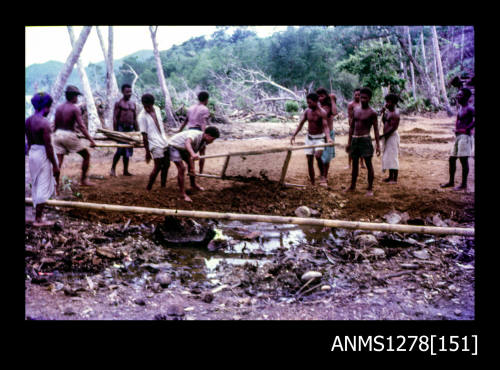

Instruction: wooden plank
[25,198,475,236]
[221,155,231,178]
[279,150,292,185]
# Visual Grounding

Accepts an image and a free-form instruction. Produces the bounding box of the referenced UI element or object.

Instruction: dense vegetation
[26,26,474,119]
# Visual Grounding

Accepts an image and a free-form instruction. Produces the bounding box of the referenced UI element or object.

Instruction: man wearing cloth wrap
[25,92,60,226]
[110,84,139,177]
[380,94,400,184]
[52,85,97,186]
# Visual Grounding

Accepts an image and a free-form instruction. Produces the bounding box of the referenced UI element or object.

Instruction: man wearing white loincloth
[25,92,60,226]
[291,93,333,186]
[380,94,401,184]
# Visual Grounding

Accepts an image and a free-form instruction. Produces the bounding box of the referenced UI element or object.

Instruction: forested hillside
[26,26,474,122]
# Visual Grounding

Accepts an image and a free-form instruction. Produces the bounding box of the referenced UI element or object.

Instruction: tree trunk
[406,27,417,100]
[420,29,429,75]
[149,26,178,128]
[96,26,120,128]
[395,30,440,107]
[431,26,453,115]
[460,26,465,70]
[48,26,92,123]
[67,26,101,136]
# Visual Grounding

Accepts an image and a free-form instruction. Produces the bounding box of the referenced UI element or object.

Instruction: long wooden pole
[25,198,474,237]
[200,143,335,160]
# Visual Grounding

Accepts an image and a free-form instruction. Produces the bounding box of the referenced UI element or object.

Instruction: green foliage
[285,100,299,113]
[336,41,406,93]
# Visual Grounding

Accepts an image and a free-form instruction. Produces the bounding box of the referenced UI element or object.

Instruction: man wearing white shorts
[168,126,220,202]
[291,93,332,185]
[440,88,475,191]
[138,94,170,190]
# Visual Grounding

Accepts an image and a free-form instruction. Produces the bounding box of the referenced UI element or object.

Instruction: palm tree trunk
[431,26,453,115]
[49,26,92,123]
[149,26,178,128]
[67,26,101,136]
[406,27,417,100]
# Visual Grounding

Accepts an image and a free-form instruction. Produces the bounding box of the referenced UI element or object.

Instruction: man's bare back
[26,115,51,147]
[54,102,82,131]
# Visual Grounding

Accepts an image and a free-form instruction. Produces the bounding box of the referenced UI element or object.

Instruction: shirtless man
[178,91,211,174]
[25,92,60,226]
[291,93,333,186]
[138,94,170,191]
[168,126,220,202]
[110,84,138,177]
[316,88,338,187]
[346,88,365,170]
[380,94,401,184]
[345,87,380,196]
[52,86,96,186]
[440,88,475,191]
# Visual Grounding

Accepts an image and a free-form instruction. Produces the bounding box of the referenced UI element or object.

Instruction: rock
[96,246,117,259]
[295,206,311,218]
[201,292,214,303]
[321,285,331,291]
[63,308,76,316]
[413,249,430,260]
[301,271,322,282]
[454,309,462,316]
[63,286,78,296]
[355,234,378,248]
[167,304,185,317]
[155,273,172,288]
[370,248,386,257]
[383,211,403,224]
[242,231,261,240]
[432,214,448,227]
[400,263,419,269]
[134,298,146,306]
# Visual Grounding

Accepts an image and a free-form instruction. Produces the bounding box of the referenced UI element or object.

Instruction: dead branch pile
[95,128,144,147]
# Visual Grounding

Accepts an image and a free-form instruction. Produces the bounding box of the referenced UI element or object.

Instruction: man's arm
[113,102,120,131]
[184,138,199,175]
[464,107,475,134]
[372,111,381,156]
[142,133,152,163]
[75,107,96,147]
[291,111,308,145]
[347,107,355,152]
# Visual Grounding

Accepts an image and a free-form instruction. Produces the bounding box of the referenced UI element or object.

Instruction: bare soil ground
[25,114,475,320]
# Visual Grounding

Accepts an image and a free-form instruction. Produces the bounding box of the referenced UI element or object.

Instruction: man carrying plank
[291,93,333,186]
[316,88,338,187]
[52,85,97,187]
[168,126,220,202]
[25,92,60,226]
[347,88,365,170]
[138,93,171,191]
[345,87,381,196]
[110,84,138,177]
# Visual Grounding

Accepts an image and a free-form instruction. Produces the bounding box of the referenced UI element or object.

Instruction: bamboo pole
[95,143,135,148]
[199,143,335,160]
[25,198,474,237]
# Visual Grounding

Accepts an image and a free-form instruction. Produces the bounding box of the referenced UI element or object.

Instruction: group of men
[25,85,220,225]
[26,81,474,226]
[290,85,474,197]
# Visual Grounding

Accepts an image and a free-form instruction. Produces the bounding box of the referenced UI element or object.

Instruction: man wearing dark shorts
[110,84,138,177]
[346,87,380,196]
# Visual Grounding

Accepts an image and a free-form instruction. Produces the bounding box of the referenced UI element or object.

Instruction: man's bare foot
[81,180,95,186]
[192,185,205,191]
[344,187,355,193]
[123,172,133,176]
[388,180,397,184]
[453,185,467,191]
[319,178,328,188]
[183,194,192,202]
[365,190,374,196]
[383,177,391,182]
[344,165,351,170]
[33,219,55,227]
[440,182,454,188]
[110,169,117,177]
